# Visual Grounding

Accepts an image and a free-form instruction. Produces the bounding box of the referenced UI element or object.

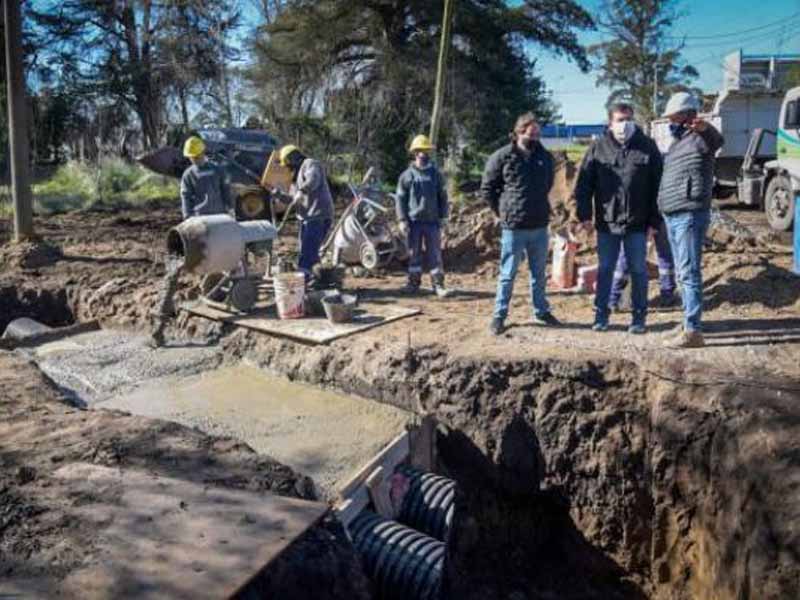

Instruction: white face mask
[610,120,635,144]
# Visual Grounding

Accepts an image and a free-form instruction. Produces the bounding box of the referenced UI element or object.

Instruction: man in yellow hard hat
[394,134,451,297]
[150,135,232,348]
[278,144,334,285]
[180,135,231,219]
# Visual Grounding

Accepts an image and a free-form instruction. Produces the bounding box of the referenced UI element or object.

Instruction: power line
[664,11,800,40]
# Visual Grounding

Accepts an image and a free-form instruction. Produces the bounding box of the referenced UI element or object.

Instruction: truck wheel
[765,175,795,231]
[236,192,269,221]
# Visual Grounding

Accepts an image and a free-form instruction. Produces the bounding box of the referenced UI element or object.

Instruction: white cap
[662,92,700,117]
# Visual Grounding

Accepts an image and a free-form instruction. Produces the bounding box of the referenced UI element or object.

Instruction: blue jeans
[610,222,676,304]
[493,228,550,321]
[664,209,710,332]
[299,218,332,279]
[596,231,648,326]
[408,222,443,275]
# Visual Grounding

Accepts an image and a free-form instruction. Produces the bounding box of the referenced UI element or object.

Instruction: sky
[534,0,800,123]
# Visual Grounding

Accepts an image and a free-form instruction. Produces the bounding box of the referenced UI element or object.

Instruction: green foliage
[32,159,178,214]
[589,0,699,125]
[248,0,594,180]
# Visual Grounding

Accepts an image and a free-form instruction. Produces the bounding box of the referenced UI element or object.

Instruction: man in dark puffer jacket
[657,92,724,349]
[575,102,663,334]
[481,112,560,335]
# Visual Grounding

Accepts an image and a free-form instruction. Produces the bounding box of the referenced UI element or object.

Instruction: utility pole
[429,0,455,147]
[4,0,34,241]
[652,60,659,118]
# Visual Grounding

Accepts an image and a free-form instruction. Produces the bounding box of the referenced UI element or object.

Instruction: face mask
[610,120,635,143]
[416,154,430,167]
[669,122,687,139]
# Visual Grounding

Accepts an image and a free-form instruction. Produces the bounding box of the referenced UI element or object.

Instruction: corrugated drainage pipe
[396,465,456,542]
[349,510,444,600]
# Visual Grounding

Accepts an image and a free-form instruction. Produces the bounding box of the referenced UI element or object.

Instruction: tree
[31,1,242,149]
[248,0,593,178]
[589,0,698,125]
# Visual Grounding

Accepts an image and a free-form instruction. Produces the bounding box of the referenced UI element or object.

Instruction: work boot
[628,323,647,335]
[490,317,505,336]
[431,272,452,298]
[148,322,166,349]
[532,312,561,327]
[664,330,705,349]
[403,272,421,295]
[592,321,609,332]
[651,293,681,309]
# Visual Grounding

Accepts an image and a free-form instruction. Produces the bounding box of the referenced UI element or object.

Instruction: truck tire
[236,192,270,222]
[765,175,795,232]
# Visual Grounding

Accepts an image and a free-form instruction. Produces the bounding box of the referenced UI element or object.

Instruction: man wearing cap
[180,135,231,219]
[277,145,334,286]
[395,134,451,298]
[481,112,560,335]
[658,92,724,348]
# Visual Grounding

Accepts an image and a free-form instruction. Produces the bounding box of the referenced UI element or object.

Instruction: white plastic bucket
[274,272,306,319]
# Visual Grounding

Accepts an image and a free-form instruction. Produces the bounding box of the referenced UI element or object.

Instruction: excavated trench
[3,283,800,600]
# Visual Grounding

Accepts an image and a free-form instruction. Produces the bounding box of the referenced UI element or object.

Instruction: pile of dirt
[0,239,63,270]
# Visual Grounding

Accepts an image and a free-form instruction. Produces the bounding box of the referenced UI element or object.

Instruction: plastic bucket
[274,272,306,319]
[321,293,357,324]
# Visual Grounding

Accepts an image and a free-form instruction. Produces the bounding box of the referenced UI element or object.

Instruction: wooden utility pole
[428,0,455,147]
[4,0,34,241]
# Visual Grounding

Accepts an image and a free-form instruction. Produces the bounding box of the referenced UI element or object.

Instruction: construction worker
[149,135,232,348]
[180,136,231,219]
[394,134,451,298]
[278,144,334,286]
[575,101,663,334]
[609,222,678,311]
[481,112,560,336]
[658,92,724,348]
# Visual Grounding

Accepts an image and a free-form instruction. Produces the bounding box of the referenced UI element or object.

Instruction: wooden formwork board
[52,463,327,600]
[183,301,421,345]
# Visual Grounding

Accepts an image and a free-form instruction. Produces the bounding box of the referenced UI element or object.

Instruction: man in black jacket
[575,102,663,334]
[481,112,560,335]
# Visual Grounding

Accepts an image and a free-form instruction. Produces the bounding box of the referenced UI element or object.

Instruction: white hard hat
[662,92,700,117]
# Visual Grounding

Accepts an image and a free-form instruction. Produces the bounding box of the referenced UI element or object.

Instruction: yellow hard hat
[279,144,301,167]
[409,134,435,154]
[183,136,206,158]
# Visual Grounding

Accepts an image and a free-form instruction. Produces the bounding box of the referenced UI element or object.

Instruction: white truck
[651,51,800,230]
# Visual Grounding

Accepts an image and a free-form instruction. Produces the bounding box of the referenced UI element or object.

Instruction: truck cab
[740,87,800,231]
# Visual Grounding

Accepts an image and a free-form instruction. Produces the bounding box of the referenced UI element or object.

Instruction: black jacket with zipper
[480,141,554,230]
[575,128,663,234]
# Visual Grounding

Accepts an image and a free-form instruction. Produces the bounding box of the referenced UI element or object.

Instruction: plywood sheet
[183,301,421,345]
[54,463,327,600]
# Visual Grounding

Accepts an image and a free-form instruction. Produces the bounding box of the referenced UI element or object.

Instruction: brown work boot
[664,330,705,349]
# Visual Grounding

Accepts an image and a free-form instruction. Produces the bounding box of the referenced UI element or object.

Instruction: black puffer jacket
[575,128,663,234]
[658,125,724,215]
[480,142,554,230]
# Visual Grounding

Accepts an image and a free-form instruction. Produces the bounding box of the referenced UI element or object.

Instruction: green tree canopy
[589,0,699,125]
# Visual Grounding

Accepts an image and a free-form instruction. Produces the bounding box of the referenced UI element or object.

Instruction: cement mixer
[167,214,277,312]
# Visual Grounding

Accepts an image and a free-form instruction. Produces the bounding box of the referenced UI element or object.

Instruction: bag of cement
[551,229,577,289]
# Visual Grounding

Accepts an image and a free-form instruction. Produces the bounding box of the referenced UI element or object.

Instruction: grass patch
[32,158,178,214]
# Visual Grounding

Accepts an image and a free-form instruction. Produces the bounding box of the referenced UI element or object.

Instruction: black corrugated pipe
[396,465,456,542]
[349,510,444,600]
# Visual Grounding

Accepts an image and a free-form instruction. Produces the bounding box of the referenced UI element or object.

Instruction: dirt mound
[0,239,62,270]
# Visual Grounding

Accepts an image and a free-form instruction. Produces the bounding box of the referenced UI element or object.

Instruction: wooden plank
[334,487,370,530]
[183,301,421,345]
[408,414,437,473]
[338,431,409,500]
[53,463,327,600]
[366,466,394,518]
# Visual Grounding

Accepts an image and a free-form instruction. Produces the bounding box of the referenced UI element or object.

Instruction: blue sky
[534,0,800,123]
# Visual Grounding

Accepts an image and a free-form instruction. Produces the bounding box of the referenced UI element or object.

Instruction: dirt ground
[1,178,799,598]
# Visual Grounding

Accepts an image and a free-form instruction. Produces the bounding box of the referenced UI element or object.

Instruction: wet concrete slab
[98,364,410,498]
